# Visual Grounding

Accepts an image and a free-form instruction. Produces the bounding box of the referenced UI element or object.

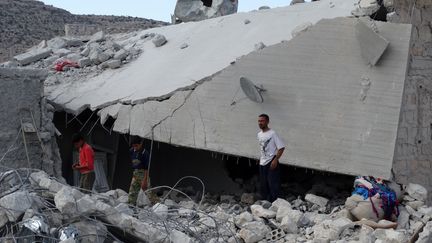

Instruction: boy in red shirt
[72,134,95,191]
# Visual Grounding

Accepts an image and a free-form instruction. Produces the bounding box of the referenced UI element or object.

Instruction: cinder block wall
[392,0,432,203]
[0,68,62,177]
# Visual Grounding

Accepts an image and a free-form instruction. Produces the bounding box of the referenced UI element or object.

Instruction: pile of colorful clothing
[346,176,399,221]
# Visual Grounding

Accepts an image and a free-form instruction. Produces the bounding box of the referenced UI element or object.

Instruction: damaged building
[1,0,432,242]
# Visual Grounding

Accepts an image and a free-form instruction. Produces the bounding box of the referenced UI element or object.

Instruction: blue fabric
[352,187,369,200]
[259,161,280,202]
[129,148,150,170]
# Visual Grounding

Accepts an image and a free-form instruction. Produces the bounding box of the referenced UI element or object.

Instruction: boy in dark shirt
[128,137,150,205]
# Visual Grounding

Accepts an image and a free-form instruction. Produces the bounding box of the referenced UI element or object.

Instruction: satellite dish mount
[240,77,266,103]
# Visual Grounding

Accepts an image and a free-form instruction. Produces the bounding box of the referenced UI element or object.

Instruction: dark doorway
[202,0,212,7]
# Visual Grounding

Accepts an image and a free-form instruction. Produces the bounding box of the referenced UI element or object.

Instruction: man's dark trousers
[259,161,280,202]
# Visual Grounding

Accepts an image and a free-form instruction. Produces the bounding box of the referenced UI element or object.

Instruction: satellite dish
[240,77,266,103]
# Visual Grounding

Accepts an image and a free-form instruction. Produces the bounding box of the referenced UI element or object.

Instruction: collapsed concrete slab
[117,17,411,179]
[13,48,52,66]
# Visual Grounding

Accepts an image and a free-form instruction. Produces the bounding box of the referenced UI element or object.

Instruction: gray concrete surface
[390,0,432,203]
[355,19,389,66]
[0,68,61,177]
[112,17,412,179]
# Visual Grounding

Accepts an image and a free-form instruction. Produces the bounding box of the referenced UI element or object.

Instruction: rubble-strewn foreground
[0,168,431,243]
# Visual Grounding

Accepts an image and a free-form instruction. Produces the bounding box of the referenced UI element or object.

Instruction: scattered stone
[0,191,33,222]
[281,216,299,234]
[180,43,189,49]
[417,221,432,243]
[107,59,121,69]
[89,31,106,43]
[244,19,251,24]
[239,221,271,243]
[152,203,169,220]
[14,48,52,66]
[53,48,72,57]
[305,194,329,208]
[78,58,91,67]
[47,37,67,49]
[54,187,78,215]
[235,211,254,228]
[113,49,128,60]
[373,228,408,243]
[406,200,424,210]
[291,0,305,5]
[406,183,427,202]
[259,6,271,10]
[270,198,292,212]
[251,204,276,219]
[152,34,168,47]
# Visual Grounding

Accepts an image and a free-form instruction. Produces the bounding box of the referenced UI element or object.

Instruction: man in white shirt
[257,114,285,202]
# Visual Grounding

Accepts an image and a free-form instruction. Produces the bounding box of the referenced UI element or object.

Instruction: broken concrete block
[270,198,292,212]
[280,216,299,234]
[235,211,254,228]
[107,59,121,69]
[66,53,82,62]
[291,22,313,37]
[373,228,408,243]
[113,49,128,60]
[81,47,91,57]
[98,52,110,63]
[152,34,168,47]
[174,0,238,22]
[417,221,432,243]
[239,221,271,243]
[305,194,329,207]
[54,187,78,215]
[259,6,271,10]
[76,195,97,214]
[170,230,193,243]
[254,42,266,51]
[89,31,106,43]
[406,183,428,202]
[38,40,48,49]
[65,38,84,47]
[47,37,67,49]
[115,203,133,215]
[0,191,33,222]
[78,58,91,67]
[313,218,352,241]
[14,48,52,66]
[251,204,276,219]
[39,177,65,193]
[30,171,50,185]
[355,20,389,66]
[152,203,169,220]
[53,48,72,57]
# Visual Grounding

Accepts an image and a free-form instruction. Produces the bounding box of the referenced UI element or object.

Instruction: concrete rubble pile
[1,168,431,243]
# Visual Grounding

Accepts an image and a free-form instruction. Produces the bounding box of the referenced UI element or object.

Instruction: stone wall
[391,0,432,203]
[0,68,62,177]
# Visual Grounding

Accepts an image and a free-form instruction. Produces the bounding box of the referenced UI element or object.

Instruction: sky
[40,1,294,22]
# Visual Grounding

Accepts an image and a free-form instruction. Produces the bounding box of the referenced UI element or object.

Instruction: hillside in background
[0,0,168,62]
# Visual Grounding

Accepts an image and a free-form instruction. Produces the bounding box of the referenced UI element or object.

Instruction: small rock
[290,0,305,5]
[281,216,299,234]
[270,198,292,212]
[152,34,168,47]
[417,221,432,243]
[373,228,408,243]
[305,194,329,208]
[235,211,254,228]
[81,47,91,57]
[405,200,424,210]
[89,31,105,43]
[244,19,251,24]
[396,207,409,230]
[251,204,276,219]
[180,43,189,49]
[107,59,121,69]
[258,6,271,10]
[291,22,313,37]
[239,221,271,243]
[0,191,33,222]
[78,58,91,68]
[114,49,128,60]
[359,225,375,243]
[406,183,427,202]
[152,203,168,220]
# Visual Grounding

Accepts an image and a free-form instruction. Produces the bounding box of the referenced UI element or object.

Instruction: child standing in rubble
[72,134,95,191]
[128,137,150,205]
